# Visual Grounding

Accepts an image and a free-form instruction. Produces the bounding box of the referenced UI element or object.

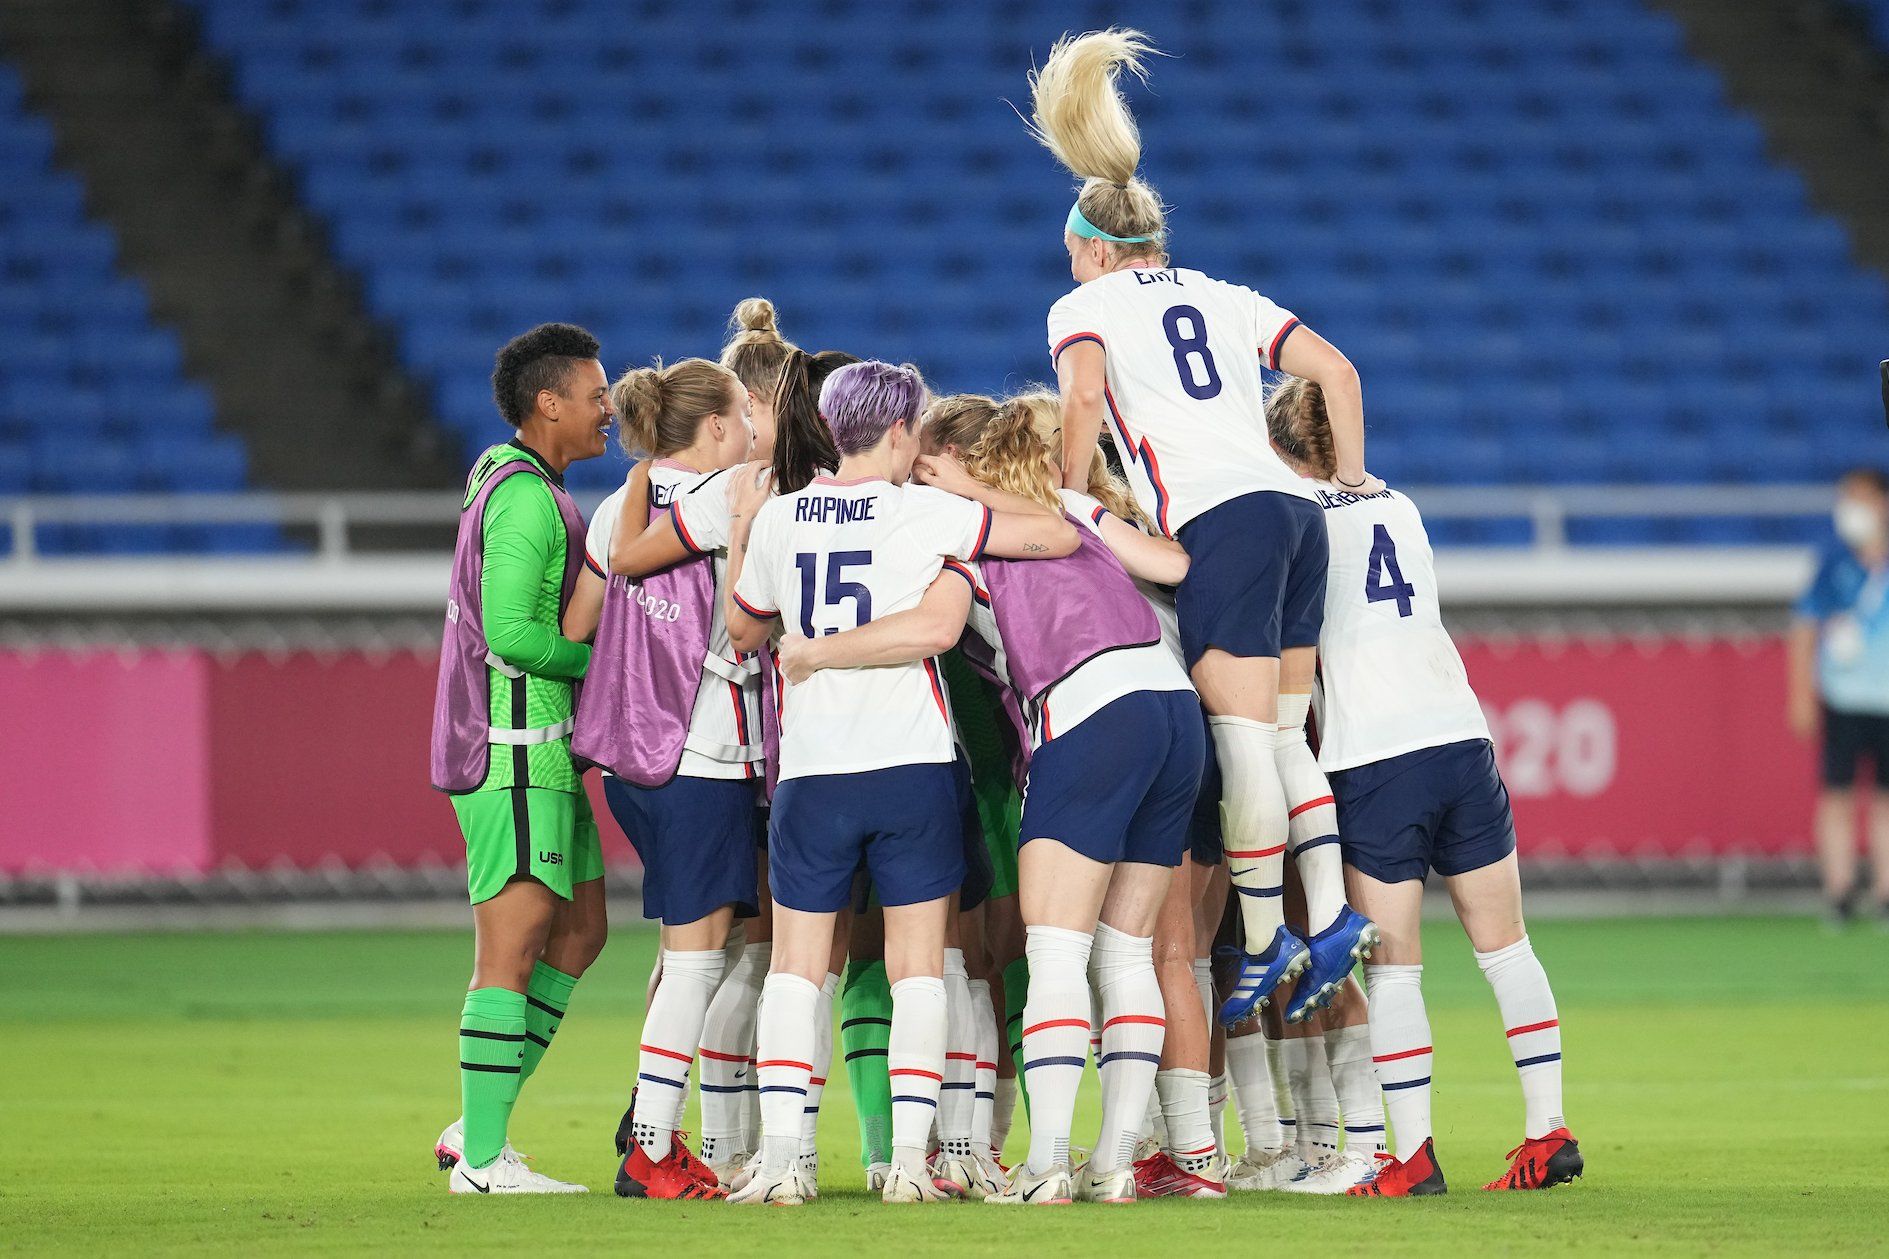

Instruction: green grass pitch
[7,914,1885,1254]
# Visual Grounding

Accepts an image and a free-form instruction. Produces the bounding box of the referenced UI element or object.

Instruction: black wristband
[1335,473,1367,488]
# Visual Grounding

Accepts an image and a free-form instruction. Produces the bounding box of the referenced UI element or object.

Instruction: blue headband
[1067,201,1155,244]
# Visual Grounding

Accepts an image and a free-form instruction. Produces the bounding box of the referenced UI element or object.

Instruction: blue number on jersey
[1365,525,1416,617]
[795,550,874,637]
[1161,304,1223,401]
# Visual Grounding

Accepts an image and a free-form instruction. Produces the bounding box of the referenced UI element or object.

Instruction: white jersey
[1047,266,1314,538]
[733,476,991,781]
[1311,484,1491,773]
[586,463,763,781]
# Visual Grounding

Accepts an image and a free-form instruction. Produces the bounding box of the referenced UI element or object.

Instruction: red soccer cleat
[1347,1138,1448,1197]
[615,1136,728,1200]
[1484,1128,1583,1191]
[665,1131,720,1188]
[1132,1150,1228,1199]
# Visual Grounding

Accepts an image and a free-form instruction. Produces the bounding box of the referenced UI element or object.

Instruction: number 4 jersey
[1047,266,1314,538]
[733,476,992,782]
[1313,484,1490,773]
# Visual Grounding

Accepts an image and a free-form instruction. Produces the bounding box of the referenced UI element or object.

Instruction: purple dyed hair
[819,360,928,456]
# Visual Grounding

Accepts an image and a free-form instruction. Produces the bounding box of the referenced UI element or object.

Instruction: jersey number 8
[1162,305,1223,401]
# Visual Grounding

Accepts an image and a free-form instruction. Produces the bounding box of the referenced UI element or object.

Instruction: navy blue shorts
[1175,491,1327,669]
[1188,706,1224,866]
[603,773,761,925]
[770,762,967,913]
[1330,739,1516,885]
[1021,689,1205,868]
[956,756,996,911]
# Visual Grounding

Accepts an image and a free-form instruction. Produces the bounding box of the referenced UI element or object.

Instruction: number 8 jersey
[1047,267,1315,538]
[1313,484,1490,773]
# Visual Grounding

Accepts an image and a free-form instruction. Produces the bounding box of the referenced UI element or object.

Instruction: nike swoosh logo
[469,1176,490,1194]
[1022,1180,1049,1202]
[734,1069,748,1079]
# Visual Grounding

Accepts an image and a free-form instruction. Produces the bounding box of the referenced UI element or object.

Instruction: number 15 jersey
[1313,484,1490,773]
[1047,266,1314,539]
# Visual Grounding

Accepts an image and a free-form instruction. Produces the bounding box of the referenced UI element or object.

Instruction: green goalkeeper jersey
[469,443,591,794]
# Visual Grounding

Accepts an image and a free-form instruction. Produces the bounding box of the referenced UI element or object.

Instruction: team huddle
[427,29,1584,1205]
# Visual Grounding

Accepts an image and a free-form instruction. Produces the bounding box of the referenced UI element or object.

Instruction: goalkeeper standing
[430,324,616,1194]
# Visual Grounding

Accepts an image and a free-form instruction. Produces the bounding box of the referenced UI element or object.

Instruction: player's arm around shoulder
[777,568,974,684]
[724,466,780,655]
[910,456,1078,559]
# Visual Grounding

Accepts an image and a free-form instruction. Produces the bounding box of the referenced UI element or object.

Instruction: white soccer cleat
[865,1161,893,1191]
[1226,1145,1315,1191]
[706,1151,754,1189]
[882,1164,955,1203]
[1075,1162,1137,1203]
[435,1119,523,1171]
[448,1151,586,1195]
[723,1148,764,1193]
[727,1163,806,1206]
[796,1151,821,1199]
[1283,1149,1378,1195]
[934,1152,1003,1200]
[986,1163,1074,1205]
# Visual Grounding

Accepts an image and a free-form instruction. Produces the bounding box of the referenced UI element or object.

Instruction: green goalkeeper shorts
[453,786,603,905]
[974,769,1021,902]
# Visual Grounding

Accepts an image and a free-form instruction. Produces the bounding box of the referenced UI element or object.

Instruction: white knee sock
[1364,964,1432,1160]
[1284,1033,1339,1158]
[889,974,948,1179]
[1276,693,1345,936]
[1226,1029,1284,1153]
[699,937,768,1162]
[1324,1022,1386,1155]
[1192,956,1215,1026]
[1475,935,1565,1139]
[1211,716,1289,946]
[633,947,723,1157]
[967,976,999,1158]
[992,1075,1019,1159]
[1194,957,1228,1157]
[755,971,819,1176]
[1266,1032,1296,1151]
[1156,1068,1217,1174]
[1208,1069,1229,1158]
[1089,924,1164,1173]
[797,970,839,1177]
[938,949,979,1157]
[1021,924,1093,1174]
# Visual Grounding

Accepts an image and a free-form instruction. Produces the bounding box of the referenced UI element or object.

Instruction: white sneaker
[865,1161,893,1191]
[1226,1145,1311,1191]
[448,1151,587,1195]
[706,1151,754,1189]
[883,1164,956,1203]
[1283,1149,1378,1195]
[986,1163,1074,1205]
[796,1150,820,1200]
[935,1152,1003,1200]
[1075,1162,1136,1203]
[724,1149,764,1193]
[727,1163,806,1206]
[435,1119,522,1171]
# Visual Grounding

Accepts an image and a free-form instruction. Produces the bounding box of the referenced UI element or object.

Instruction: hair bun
[730,297,779,339]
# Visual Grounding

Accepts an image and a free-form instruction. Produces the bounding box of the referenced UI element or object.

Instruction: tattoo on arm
[1023,542,1047,553]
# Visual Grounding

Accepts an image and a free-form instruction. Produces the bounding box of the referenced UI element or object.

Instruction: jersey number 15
[795,550,873,637]
[1365,525,1416,617]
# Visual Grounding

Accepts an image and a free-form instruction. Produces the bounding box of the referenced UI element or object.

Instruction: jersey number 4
[1162,305,1223,401]
[1365,525,1416,617]
[795,550,873,637]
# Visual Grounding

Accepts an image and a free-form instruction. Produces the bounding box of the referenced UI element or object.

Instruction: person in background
[1790,466,1889,927]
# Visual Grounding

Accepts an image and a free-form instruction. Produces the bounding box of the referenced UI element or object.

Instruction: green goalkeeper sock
[841,958,894,1168]
[1001,955,1031,1115]
[460,987,527,1168]
[519,961,577,1085]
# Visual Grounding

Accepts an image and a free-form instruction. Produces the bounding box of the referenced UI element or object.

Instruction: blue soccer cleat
[1285,906,1381,1023]
[1217,924,1311,1026]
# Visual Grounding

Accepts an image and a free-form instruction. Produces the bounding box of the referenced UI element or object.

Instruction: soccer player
[1264,378,1583,1196]
[723,361,1076,1205]
[429,323,615,1195]
[1029,29,1378,1029]
[563,356,762,1200]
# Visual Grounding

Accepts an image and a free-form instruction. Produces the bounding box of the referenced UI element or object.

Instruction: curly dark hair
[491,323,601,426]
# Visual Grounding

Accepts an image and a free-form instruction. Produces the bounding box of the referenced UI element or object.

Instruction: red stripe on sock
[1176,1143,1218,1156]
[809,1076,826,1087]
[976,1060,997,1071]
[1372,1045,1433,1063]
[1102,1014,1167,1030]
[698,1048,753,1063]
[1505,1019,1559,1038]
[1225,844,1288,859]
[756,1059,813,1072]
[1024,1017,1090,1037]
[946,1051,978,1061]
[640,1043,694,1064]
[1288,795,1335,819]
[889,1067,944,1082]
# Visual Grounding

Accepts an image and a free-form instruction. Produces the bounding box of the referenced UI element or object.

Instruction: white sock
[1284,1034,1338,1158]
[1211,716,1289,946]
[698,937,768,1161]
[1364,964,1432,1160]
[632,947,722,1157]
[1475,935,1565,1139]
[1156,1067,1217,1174]
[798,971,839,1172]
[1324,1023,1386,1155]
[1266,1033,1296,1152]
[889,974,948,1177]
[1089,924,1164,1173]
[755,971,819,1176]
[1208,1070,1229,1159]
[967,977,999,1158]
[1277,694,1345,936]
[992,1075,1019,1159]
[938,949,979,1157]
[1021,924,1093,1173]
[1192,956,1215,1027]
[1141,1084,1167,1145]
[1226,1030,1284,1153]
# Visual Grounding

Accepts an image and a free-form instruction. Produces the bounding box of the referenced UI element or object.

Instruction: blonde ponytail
[965,397,1064,514]
[611,357,740,459]
[720,297,798,403]
[1029,28,1167,256]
